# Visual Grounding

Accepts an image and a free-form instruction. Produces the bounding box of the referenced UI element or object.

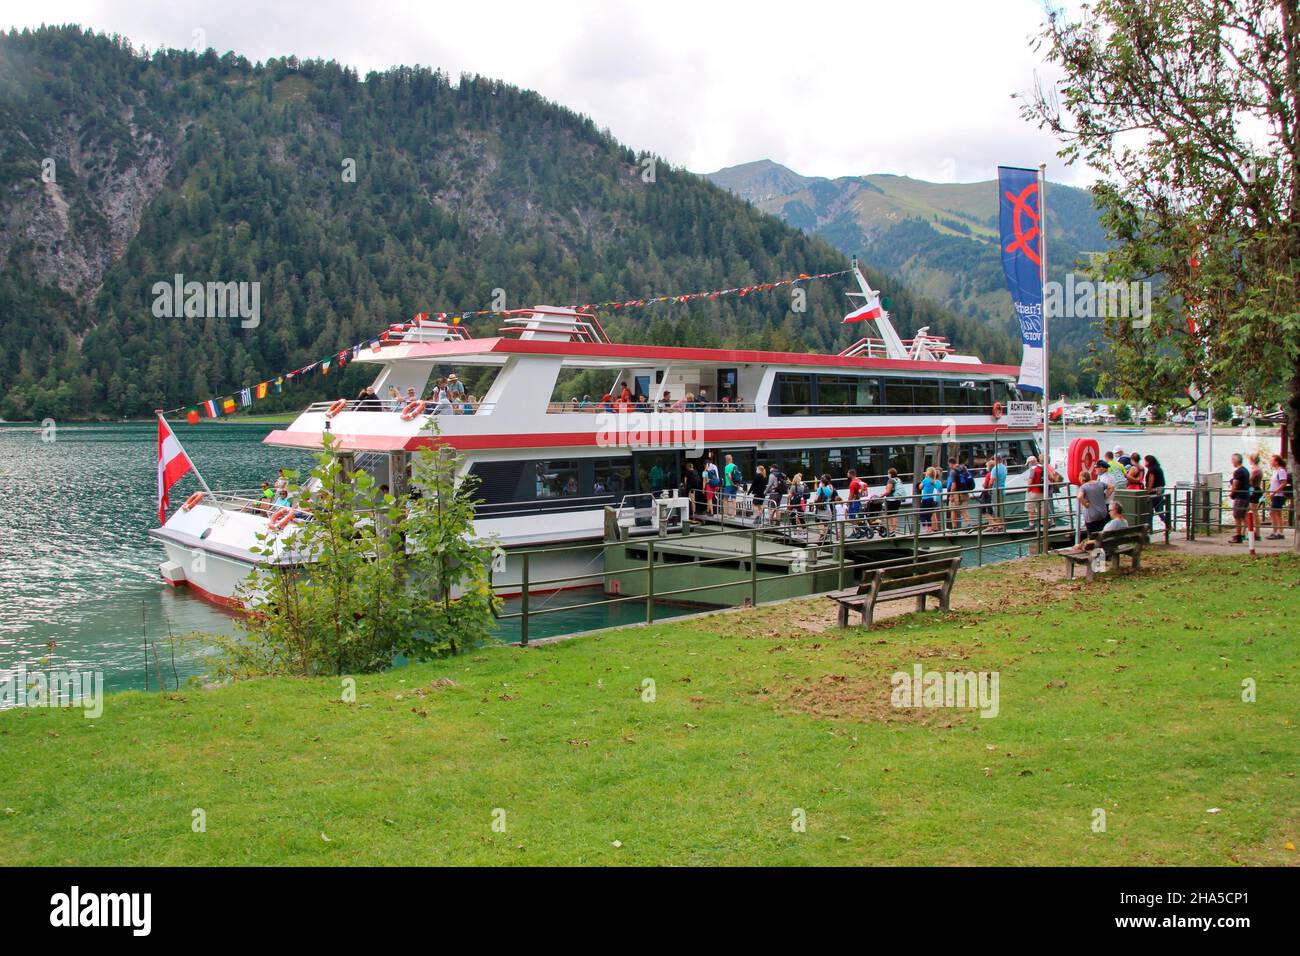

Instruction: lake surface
[0,420,1281,699]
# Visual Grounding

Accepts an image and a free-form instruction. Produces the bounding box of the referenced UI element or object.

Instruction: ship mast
[847,256,909,360]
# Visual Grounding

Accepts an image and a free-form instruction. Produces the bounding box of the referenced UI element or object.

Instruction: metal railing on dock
[491,481,1198,646]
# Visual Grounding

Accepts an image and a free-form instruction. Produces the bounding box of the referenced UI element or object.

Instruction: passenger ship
[151,263,1041,606]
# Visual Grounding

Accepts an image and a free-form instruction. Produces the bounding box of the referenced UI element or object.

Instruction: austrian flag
[157,415,194,523]
[843,299,885,324]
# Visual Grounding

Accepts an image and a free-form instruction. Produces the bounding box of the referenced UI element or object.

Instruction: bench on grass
[1056,526,1148,581]
[827,556,961,628]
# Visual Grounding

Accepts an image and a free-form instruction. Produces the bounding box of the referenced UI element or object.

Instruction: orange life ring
[269,507,295,530]
[326,399,348,418]
[182,492,205,511]
[991,401,1005,419]
[400,400,426,421]
[1067,437,1100,485]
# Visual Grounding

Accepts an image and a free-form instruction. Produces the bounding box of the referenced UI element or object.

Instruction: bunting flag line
[161,268,849,418]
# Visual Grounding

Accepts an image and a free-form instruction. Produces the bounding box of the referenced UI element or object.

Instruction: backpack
[956,465,974,492]
[775,472,790,497]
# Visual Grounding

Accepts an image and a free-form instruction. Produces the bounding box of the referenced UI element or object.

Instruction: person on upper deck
[446,374,465,400]
[697,386,711,411]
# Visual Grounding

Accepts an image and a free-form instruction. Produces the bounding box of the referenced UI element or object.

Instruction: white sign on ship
[1005,401,1041,428]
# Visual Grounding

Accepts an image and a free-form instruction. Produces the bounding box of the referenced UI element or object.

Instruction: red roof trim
[379,336,1021,376]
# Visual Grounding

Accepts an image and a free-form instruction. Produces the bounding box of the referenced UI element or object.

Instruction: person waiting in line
[1078,462,1113,539]
[882,467,907,536]
[1125,452,1146,490]
[1023,455,1045,532]
[681,461,703,518]
[987,453,1008,531]
[945,457,973,530]
[846,470,865,522]
[919,466,942,533]
[722,454,743,518]
[752,465,768,523]
[1228,452,1252,543]
[1248,453,1267,530]
[1144,454,1167,528]
[788,473,809,526]
[702,455,721,515]
[1267,454,1289,540]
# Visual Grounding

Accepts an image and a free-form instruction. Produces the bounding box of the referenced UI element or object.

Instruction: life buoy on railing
[400,400,426,421]
[326,399,348,418]
[991,401,1005,419]
[182,492,206,511]
[1066,437,1100,485]
[268,507,295,531]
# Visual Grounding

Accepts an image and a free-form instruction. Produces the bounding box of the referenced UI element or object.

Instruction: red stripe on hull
[161,574,247,611]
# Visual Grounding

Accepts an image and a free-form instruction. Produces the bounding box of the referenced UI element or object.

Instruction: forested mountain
[0,27,1037,420]
[708,160,1110,390]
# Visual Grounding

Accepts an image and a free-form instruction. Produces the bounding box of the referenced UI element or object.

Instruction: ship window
[872,444,914,479]
[773,373,813,416]
[882,378,915,411]
[593,458,632,497]
[816,376,851,414]
[534,460,579,498]
[466,461,527,506]
[777,449,813,480]
[912,380,941,414]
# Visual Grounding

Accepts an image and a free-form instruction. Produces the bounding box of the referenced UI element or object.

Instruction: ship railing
[544,401,758,413]
[491,482,1181,645]
[302,399,498,416]
[764,402,1000,416]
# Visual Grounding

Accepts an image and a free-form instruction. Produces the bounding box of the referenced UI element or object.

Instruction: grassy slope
[2,552,1296,866]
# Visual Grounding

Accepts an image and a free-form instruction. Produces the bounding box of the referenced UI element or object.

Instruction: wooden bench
[1056,526,1148,581]
[827,556,961,628]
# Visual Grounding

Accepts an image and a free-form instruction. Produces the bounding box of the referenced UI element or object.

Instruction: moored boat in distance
[150,262,1043,607]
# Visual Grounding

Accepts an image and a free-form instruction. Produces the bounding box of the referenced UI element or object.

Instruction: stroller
[849,497,886,539]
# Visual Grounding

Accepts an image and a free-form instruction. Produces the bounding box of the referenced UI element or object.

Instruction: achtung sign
[1005,401,1042,428]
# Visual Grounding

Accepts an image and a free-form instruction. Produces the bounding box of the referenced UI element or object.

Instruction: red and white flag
[842,298,885,324]
[157,414,194,523]
[1048,396,1066,422]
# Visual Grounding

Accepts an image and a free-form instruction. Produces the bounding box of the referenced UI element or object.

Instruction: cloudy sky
[4,0,1088,184]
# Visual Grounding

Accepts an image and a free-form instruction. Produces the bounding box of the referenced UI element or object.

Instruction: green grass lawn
[2,551,1297,866]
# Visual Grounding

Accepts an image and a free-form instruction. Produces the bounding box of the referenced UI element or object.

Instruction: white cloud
[5,0,1088,184]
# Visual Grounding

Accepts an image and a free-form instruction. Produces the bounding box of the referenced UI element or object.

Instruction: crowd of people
[667,451,1091,538]
[1228,451,1290,542]
[582,385,752,414]
[350,374,481,415]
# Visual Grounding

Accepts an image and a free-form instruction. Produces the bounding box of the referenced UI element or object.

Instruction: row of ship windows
[769,374,1019,416]
[468,440,1038,508]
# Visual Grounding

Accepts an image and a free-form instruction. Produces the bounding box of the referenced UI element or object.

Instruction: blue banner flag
[997,166,1044,394]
